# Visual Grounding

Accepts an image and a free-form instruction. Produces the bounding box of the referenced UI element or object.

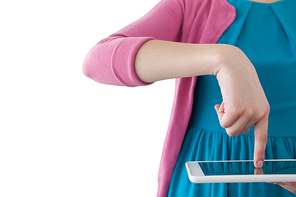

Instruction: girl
[83,0,296,196]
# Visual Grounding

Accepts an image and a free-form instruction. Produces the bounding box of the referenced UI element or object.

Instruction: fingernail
[257,160,263,168]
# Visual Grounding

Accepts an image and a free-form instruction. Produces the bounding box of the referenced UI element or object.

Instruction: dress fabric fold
[167,0,296,196]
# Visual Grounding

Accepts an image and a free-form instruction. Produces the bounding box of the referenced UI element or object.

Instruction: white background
[0,0,175,196]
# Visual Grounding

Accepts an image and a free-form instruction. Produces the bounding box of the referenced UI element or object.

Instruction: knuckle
[254,105,268,120]
[220,120,229,128]
[245,108,254,118]
[226,129,236,137]
[229,106,244,117]
[228,133,236,137]
[255,110,265,120]
[221,123,227,129]
[266,103,271,113]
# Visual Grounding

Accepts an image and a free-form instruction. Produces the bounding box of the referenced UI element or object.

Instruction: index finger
[253,115,268,168]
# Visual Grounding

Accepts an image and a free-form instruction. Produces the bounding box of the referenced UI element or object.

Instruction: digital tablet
[185,159,296,183]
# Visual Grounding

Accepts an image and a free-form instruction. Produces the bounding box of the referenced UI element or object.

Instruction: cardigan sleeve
[83,0,184,87]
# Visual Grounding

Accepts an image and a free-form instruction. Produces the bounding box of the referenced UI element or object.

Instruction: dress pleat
[168,0,296,196]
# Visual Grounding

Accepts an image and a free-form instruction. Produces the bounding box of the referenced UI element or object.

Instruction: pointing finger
[253,115,268,168]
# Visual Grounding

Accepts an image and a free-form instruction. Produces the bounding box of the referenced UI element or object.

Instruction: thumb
[214,102,225,121]
[253,115,268,168]
[214,104,220,113]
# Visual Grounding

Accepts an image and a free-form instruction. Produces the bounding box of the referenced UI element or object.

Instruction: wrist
[211,44,240,76]
[213,44,253,78]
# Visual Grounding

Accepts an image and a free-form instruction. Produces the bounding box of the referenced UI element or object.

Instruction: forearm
[135,38,270,170]
[134,40,231,83]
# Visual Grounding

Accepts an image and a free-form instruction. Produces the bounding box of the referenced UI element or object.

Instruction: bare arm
[135,39,270,168]
[135,40,226,83]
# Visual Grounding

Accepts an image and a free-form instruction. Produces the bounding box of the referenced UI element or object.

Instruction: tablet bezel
[185,159,296,183]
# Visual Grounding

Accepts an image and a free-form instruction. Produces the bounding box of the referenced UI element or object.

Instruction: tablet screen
[198,160,296,176]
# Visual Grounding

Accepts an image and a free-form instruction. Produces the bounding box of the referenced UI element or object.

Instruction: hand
[269,182,296,194]
[214,45,270,168]
[256,169,296,194]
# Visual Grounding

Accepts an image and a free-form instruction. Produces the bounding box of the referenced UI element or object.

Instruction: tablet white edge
[185,159,296,183]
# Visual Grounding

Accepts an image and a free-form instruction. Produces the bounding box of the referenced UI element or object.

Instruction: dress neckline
[246,0,284,4]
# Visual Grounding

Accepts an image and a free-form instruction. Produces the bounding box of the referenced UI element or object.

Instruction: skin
[135,40,294,194]
[270,182,296,194]
[134,0,294,193]
[255,168,296,194]
[246,0,296,192]
[135,41,269,168]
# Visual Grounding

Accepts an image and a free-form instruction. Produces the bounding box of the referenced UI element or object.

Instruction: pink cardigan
[83,0,236,196]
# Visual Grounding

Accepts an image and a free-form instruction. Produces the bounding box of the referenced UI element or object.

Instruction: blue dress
[167,0,296,196]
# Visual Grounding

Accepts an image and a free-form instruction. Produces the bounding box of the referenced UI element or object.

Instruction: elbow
[82,42,121,85]
[83,38,116,78]
[82,56,94,79]
[82,46,99,80]
[82,36,154,87]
